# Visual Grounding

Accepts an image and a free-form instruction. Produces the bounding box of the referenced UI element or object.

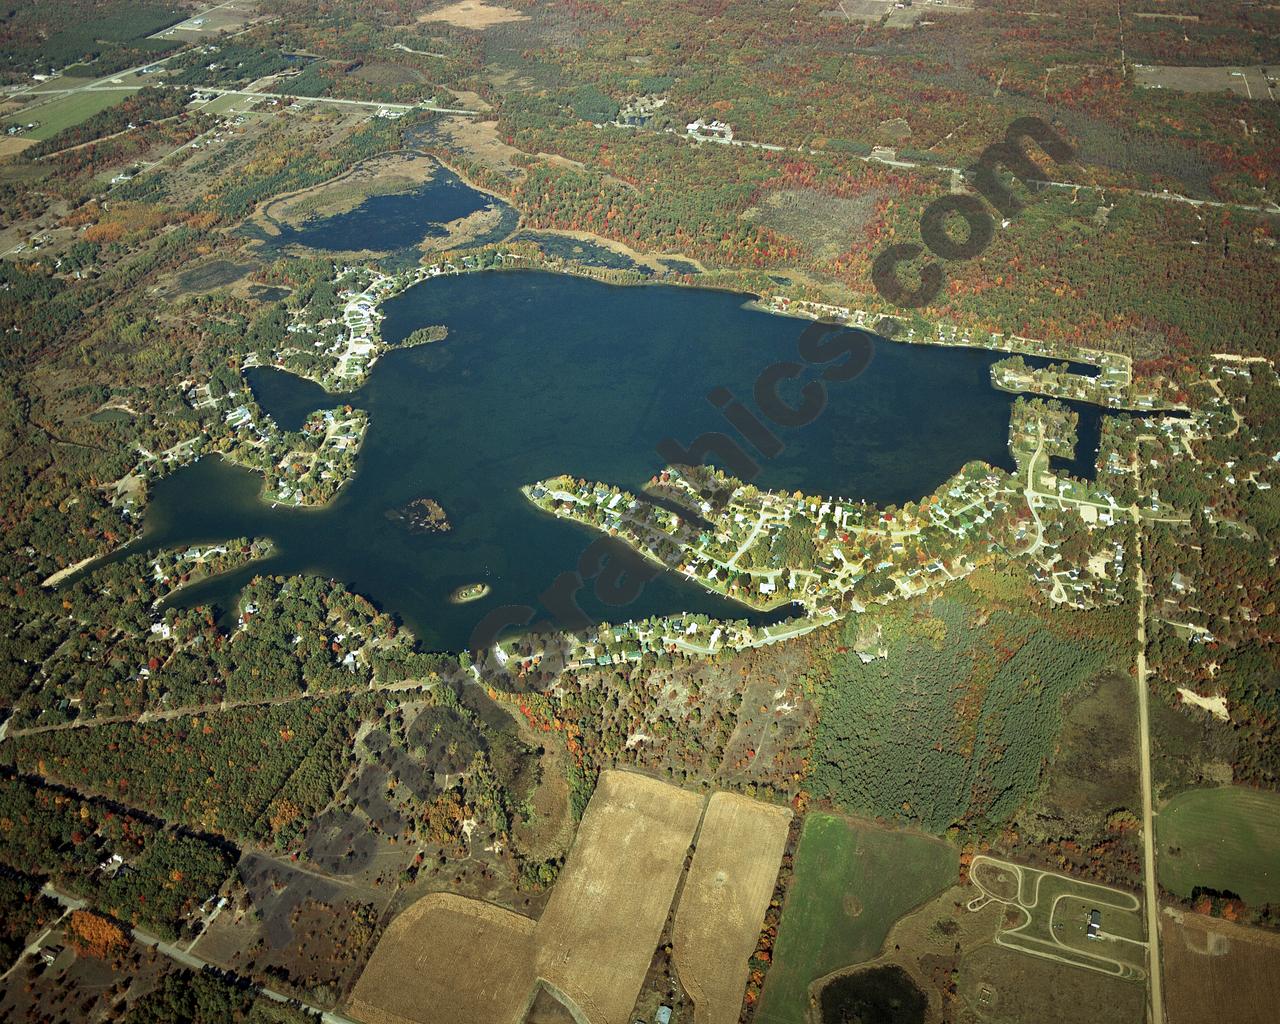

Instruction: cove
[128,271,1068,651]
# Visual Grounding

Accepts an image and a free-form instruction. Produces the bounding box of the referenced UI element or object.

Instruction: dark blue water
[1021,353,1100,378]
[116,272,1052,650]
[264,162,516,253]
[512,231,651,275]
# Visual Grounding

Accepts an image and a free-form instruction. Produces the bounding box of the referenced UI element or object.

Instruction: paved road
[196,87,476,115]
[19,81,476,115]
[39,886,359,1024]
[1019,425,1050,557]
[680,128,1279,217]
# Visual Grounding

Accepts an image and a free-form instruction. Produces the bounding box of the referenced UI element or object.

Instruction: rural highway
[16,80,477,116]
[36,886,359,1024]
[678,126,1280,217]
[1133,498,1165,1024]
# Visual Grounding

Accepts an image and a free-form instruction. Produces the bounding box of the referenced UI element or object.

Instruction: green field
[3,88,137,142]
[755,814,958,1024]
[21,76,99,96]
[1158,786,1280,905]
[201,93,254,116]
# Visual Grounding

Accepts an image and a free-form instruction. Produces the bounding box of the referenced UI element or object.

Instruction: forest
[0,1,181,79]
[809,581,1126,835]
[0,775,234,941]
[7,699,369,849]
[0,867,58,966]
[120,969,317,1024]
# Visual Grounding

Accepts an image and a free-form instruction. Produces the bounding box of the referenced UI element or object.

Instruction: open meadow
[1134,64,1276,100]
[754,813,958,1024]
[2,89,135,142]
[1158,786,1280,905]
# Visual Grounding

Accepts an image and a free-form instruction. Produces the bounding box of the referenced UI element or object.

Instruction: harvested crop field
[349,770,707,1024]
[1162,909,1280,1024]
[348,892,536,1024]
[0,136,35,158]
[673,793,792,1024]
[536,770,704,1024]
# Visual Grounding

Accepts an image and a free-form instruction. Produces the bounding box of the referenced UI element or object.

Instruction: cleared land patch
[755,814,957,1024]
[1134,65,1275,100]
[673,792,792,1024]
[168,258,257,295]
[744,188,881,262]
[1162,909,1280,1024]
[418,1,529,29]
[350,62,428,88]
[1158,785,1280,905]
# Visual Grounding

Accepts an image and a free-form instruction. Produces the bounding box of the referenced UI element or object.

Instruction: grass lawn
[754,813,958,1024]
[1158,785,1280,905]
[3,88,137,142]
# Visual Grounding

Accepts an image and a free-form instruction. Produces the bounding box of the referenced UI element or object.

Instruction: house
[655,1009,673,1024]
[98,853,124,875]
[1087,909,1102,939]
[686,118,733,141]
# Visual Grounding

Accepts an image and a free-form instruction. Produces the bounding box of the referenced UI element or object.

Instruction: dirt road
[1133,505,1165,1023]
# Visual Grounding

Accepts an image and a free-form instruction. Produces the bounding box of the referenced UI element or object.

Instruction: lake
[258,160,519,254]
[124,271,1087,651]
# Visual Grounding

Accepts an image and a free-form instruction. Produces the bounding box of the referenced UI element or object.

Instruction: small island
[386,497,451,534]
[450,582,491,604]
